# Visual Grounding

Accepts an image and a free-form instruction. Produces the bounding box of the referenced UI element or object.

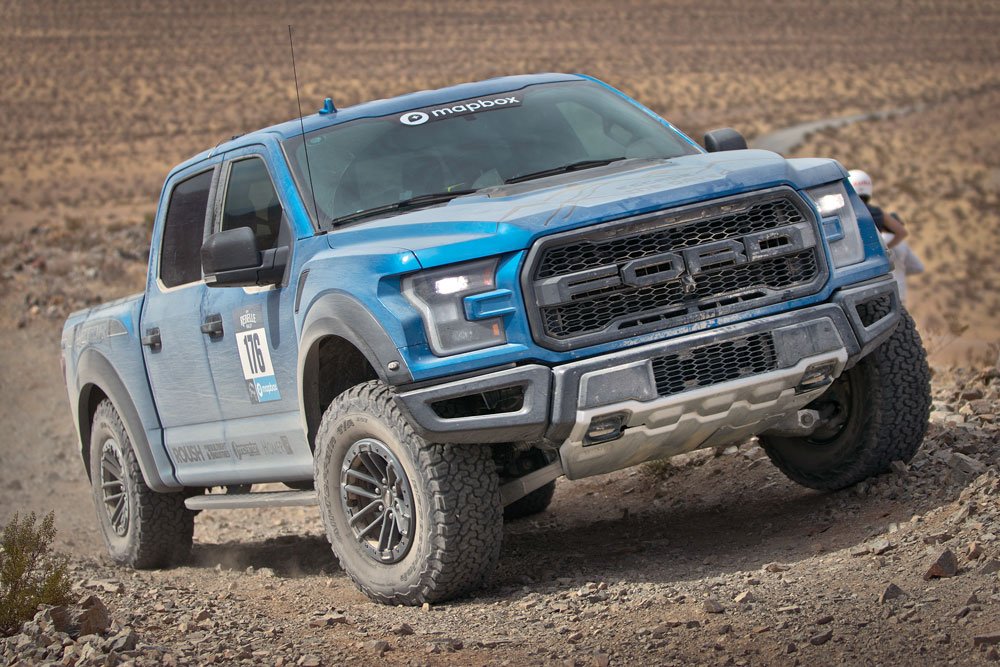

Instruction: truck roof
[173,72,584,175]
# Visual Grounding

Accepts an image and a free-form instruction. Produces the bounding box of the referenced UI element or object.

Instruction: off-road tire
[89,400,195,568]
[504,480,556,520]
[314,381,502,605]
[760,309,931,491]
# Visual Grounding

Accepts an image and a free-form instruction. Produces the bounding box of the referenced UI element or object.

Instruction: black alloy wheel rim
[99,438,130,537]
[340,438,415,563]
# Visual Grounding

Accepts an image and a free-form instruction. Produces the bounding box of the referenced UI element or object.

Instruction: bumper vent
[523,188,828,350]
[856,294,893,328]
[651,332,777,398]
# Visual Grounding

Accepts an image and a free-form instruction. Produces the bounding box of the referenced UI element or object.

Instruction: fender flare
[76,348,180,492]
[298,291,412,385]
[297,292,412,432]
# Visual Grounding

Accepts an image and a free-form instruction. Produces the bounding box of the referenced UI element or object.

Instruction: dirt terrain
[2,1,1000,665]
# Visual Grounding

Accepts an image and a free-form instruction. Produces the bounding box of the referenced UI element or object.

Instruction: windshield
[284,80,699,228]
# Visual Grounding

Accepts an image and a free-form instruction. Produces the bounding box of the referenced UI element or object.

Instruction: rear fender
[76,348,180,491]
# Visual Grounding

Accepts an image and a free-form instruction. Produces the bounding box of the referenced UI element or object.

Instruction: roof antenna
[288,25,321,225]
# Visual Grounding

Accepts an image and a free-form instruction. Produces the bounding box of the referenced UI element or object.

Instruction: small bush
[0,512,73,636]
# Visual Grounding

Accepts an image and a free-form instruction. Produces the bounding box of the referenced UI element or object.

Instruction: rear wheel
[89,400,195,568]
[504,480,556,520]
[314,381,502,605]
[760,309,931,490]
[501,448,558,520]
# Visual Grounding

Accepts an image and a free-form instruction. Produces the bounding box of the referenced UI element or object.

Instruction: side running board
[185,490,318,510]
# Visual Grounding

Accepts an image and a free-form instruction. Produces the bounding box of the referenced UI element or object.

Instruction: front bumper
[393,276,901,477]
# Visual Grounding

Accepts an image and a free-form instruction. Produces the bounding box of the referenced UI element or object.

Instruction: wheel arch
[77,381,107,480]
[75,348,180,492]
[298,292,412,449]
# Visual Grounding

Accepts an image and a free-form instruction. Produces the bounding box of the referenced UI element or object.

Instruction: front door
[200,152,312,483]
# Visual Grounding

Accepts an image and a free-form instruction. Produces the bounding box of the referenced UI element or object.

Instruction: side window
[160,170,213,288]
[221,158,283,251]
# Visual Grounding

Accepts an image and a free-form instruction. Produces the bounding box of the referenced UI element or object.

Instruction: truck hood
[327,150,845,268]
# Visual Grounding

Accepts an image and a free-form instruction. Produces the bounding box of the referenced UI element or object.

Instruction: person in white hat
[848,169,909,247]
[848,169,924,302]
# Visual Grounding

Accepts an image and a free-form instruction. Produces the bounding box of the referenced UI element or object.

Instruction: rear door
[140,166,227,475]
[200,149,312,483]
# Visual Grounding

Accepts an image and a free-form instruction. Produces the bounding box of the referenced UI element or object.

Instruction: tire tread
[762,310,931,490]
[314,381,502,605]
[92,400,194,569]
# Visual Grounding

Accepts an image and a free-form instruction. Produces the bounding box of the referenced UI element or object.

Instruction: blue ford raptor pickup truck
[62,73,931,604]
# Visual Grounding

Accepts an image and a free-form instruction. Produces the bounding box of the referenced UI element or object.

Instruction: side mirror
[202,227,288,287]
[703,128,748,153]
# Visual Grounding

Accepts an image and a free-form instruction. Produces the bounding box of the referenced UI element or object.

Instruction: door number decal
[234,305,281,403]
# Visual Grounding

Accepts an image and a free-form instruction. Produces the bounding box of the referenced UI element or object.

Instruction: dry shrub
[0,512,73,636]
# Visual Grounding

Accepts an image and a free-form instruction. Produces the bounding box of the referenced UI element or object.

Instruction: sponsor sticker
[170,444,205,464]
[203,442,232,461]
[233,305,281,403]
[399,94,521,126]
[232,440,261,461]
[231,436,294,461]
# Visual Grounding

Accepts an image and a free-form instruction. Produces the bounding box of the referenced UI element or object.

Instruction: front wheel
[89,400,195,568]
[314,381,502,605]
[759,309,931,490]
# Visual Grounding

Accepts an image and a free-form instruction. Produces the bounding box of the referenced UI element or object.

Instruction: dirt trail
[750,106,921,155]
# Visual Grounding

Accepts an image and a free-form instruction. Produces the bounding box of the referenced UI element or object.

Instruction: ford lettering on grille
[536,221,816,306]
[523,188,828,351]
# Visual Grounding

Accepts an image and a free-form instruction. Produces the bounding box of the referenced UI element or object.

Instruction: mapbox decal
[399,95,521,126]
[233,305,281,403]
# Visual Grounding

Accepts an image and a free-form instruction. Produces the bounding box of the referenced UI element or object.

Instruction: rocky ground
[3,365,999,666]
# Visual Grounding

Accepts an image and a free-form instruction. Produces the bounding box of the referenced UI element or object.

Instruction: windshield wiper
[504,157,629,184]
[329,189,478,227]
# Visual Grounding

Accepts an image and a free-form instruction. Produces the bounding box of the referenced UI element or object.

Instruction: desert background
[1,1,999,665]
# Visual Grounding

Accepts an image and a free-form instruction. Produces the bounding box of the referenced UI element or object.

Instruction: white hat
[848,169,873,197]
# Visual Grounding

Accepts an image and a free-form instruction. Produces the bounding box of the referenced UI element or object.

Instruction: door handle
[201,314,224,338]
[141,327,161,350]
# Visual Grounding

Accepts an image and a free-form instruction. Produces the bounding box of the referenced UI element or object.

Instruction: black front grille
[542,251,818,337]
[523,188,827,350]
[651,333,778,397]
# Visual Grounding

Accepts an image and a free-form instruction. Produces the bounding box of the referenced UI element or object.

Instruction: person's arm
[883,212,908,248]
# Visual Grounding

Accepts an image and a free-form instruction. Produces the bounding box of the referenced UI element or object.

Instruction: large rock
[703,598,725,614]
[74,595,111,636]
[924,549,959,580]
[34,606,74,635]
[809,630,833,646]
[947,453,987,477]
[107,627,137,653]
[879,583,907,603]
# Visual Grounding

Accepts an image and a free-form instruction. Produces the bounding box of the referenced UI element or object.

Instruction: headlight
[402,258,507,356]
[805,181,865,268]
